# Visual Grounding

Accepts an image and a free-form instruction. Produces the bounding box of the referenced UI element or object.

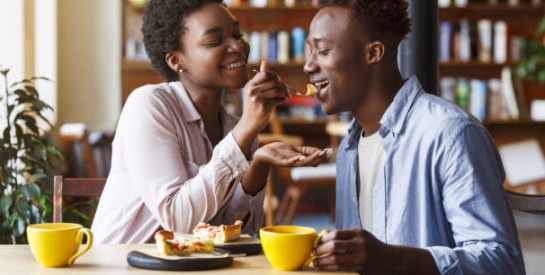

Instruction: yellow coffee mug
[260,225,328,271]
[27,223,93,267]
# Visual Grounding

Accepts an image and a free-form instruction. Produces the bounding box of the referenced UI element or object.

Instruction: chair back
[505,189,545,214]
[59,123,113,178]
[53,175,107,223]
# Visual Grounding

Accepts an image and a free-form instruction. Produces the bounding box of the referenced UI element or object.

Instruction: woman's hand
[232,61,291,158]
[254,142,332,167]
[236,62,290,137]
[241,142,332,196]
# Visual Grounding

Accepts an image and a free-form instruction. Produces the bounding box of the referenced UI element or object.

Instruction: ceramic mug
[27,223,93,267]
[260,225,328,271]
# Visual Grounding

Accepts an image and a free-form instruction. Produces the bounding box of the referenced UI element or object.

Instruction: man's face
[304,7,371,115]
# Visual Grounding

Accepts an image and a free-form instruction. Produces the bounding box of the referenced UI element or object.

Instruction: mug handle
[68,228,93,266]
[304,230,330,267]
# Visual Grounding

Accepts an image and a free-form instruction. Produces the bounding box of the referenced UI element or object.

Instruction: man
[304,0,525,274]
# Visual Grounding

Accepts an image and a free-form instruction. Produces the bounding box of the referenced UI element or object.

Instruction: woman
[92,0,329,244]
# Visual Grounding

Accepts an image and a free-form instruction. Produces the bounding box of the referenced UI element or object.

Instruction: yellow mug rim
[27,223,83,232]
[260,225,317,235]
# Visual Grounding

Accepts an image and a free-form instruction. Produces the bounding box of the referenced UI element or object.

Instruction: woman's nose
[227,38,245,53]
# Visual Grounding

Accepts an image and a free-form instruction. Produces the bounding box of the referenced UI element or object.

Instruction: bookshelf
[437,2,545,121]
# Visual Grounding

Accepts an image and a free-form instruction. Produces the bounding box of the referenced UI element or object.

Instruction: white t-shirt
[357,131,385,232]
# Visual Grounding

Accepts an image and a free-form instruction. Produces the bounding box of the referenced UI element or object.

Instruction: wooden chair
[505,189,545,214]
[273,115,348,225]
[59,123,113,178]
[53,175,107,223]
[258,111,305,226]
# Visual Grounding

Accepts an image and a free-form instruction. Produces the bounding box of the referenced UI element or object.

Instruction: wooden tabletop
[0,244,355,274]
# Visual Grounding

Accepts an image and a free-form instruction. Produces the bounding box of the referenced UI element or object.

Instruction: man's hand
[313,228,394,274]
[313,228,439,275]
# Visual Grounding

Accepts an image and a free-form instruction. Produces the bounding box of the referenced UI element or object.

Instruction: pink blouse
[92,82,263,244]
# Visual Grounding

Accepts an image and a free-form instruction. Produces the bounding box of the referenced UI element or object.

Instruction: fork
[251,69,312,97]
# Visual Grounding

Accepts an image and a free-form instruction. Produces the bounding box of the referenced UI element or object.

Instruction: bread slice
[193,220,243,243]
[155,230,214,256]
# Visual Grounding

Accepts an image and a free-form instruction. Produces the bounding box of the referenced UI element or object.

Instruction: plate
[127,249,233,271]
[176,233,262,255]
[214,234,262,255]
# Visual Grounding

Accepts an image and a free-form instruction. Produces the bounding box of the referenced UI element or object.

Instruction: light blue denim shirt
[335,76,525,274]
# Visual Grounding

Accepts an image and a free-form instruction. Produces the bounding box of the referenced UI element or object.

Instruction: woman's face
[178,3,249,90]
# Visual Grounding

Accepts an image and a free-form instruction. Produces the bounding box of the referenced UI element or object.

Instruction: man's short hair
[319,0,412,43]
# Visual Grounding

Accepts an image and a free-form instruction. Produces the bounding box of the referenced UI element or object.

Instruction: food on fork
[155,230,214,256]
[193,220,243,243]
[306,83,318,96]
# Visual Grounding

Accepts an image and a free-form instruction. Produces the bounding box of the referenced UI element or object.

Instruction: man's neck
[353,68,404,137]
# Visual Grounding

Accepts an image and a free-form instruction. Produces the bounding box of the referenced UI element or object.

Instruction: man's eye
[318,49,330,55]
[233,34,244,40]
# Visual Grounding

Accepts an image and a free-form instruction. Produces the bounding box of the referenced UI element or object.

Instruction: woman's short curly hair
[142,0,223,82]
[319,0,411,43]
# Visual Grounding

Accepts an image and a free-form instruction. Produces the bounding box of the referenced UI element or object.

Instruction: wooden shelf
[439,62,508,79]
[483,119,545,148]
[439,4,545,21]
[230,5,318,31]
[439,4,545,38]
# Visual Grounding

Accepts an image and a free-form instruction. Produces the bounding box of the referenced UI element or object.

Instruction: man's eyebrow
[202,21,240,36]
[312,37,332,43]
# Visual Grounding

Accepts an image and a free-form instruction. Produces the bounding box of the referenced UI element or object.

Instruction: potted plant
[513,15,545,115]
[0,67,63,244]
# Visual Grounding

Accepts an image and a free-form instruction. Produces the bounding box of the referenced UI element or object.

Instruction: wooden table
[0,244,354,274]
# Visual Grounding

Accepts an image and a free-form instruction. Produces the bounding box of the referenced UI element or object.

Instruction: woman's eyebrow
[202,21,240,36]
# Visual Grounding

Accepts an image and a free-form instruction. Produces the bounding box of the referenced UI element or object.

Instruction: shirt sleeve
[121,91,255,233]
[208,138,265,235]
[426,122,525,275]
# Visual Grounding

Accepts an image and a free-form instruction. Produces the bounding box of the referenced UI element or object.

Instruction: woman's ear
[366,41,385,64]
[165,52,185,72]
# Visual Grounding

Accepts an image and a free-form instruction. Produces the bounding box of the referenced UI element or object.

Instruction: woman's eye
[206,39,222,47]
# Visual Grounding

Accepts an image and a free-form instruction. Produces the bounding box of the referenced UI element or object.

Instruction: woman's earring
[179,68,184,73]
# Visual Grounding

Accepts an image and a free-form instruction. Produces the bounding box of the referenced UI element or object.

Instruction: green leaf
[15,124,23,146]
[535,16,545,38]
[3,127,11,145]
[24,85,39,98]
[27,183,41,198]
[30,204,41,223]
[13,89,28,98]
[18,186,31,201]
[15,197,31,220]
[30,76,51,82]
[0,196,13,217]
[14,217,26,237]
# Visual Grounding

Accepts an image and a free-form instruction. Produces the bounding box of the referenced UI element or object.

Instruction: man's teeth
[226,61,246,69]
[315,80,329,89]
